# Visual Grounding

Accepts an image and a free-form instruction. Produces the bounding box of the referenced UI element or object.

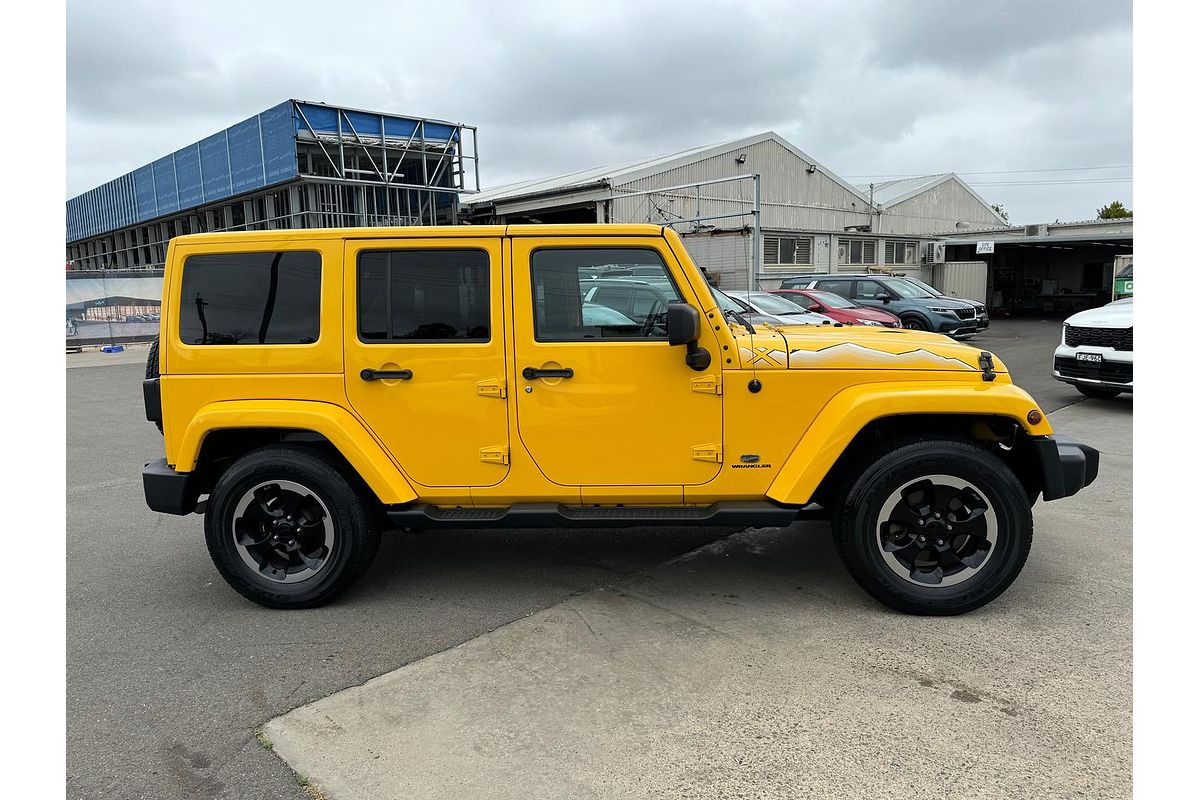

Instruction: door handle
[522,367,574,380]
[360,368,413,381]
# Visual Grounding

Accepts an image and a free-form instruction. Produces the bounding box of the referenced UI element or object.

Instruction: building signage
[976,241,995,254]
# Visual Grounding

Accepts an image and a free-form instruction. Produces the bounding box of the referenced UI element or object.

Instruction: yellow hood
[731,324,1007,373]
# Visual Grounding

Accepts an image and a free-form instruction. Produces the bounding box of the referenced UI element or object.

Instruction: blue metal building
[66,100,479,269]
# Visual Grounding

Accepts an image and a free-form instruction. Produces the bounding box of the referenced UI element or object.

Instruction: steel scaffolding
[66,101,479,270]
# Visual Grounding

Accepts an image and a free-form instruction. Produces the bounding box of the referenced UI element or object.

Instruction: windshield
[905,278,941,296]
[887,278,937,299]
[805,291,856,309]
[748,292,809,314]
[710,287,745,313]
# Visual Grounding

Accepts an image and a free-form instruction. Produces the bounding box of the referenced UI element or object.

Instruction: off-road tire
[205,445,381,609]
[1075,384,1122,399]
[901,315,929,331]
[145,336,163,434]
[831,437,1032,616]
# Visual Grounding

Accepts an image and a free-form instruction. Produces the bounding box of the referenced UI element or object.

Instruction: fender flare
[173,399,418,505]
[766,380,1052,506]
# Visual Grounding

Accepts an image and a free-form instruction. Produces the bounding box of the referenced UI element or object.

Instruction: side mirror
[666,302,711,371]
[667,302,700,346]
[875,293,891,303]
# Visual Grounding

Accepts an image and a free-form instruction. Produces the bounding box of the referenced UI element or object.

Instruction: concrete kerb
[262,400,1131,800]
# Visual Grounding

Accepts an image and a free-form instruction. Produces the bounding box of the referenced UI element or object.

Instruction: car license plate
[1076,353,1103,363]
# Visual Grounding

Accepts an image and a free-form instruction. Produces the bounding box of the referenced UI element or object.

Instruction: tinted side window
[531,248,682,341]
[179,251,321,345]
[855,279,886,300]
[358,250,490,342]
[814,280,852,297]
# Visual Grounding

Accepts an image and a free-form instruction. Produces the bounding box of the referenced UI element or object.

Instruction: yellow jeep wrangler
[142,224,1098,614]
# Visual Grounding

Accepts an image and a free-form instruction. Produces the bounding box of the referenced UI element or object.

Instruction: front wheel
[205,446,381,609]
[901,316,929,331]
[1075,384,1122,399]
[831,438,1032,615]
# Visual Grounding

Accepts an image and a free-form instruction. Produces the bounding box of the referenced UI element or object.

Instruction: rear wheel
[204,446,381,609]
[145,336,162,434]
[1075,384,1122,399]
[901,316,929,331]
[831,438,1032,615]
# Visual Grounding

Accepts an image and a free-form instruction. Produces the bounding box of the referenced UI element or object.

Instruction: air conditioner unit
[1024,224,1049,237]
[924,241,946,264]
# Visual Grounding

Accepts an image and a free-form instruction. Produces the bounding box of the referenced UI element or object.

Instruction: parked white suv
[1053,298,1133,398]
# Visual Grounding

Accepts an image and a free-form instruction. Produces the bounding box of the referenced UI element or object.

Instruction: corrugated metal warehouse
[460,132,1006,290]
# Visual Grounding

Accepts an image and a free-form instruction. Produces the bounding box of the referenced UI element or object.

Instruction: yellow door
[510,236,723,486]
[343,238,510,488]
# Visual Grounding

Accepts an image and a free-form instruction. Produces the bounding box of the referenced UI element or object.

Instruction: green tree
[990,204,1010,224]
[1096,201,1132,219]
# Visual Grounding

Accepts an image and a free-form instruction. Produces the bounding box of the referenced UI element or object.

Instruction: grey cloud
[865,0,1130,73]
[66,0,1131,223]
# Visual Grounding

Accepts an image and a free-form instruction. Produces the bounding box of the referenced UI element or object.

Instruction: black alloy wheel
[832,438,1033,615]
[875,475,996,587]
[231,480,335,584]
[205,446,381,609]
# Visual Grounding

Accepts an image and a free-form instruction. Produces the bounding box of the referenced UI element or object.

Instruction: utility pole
[751,173,761,291]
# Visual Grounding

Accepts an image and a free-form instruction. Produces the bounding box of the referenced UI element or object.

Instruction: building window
[838,238,877,266]
[764,236,813,266]
[885,240,917,265]
[357,249,491,342]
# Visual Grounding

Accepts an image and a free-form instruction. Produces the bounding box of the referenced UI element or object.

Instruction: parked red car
[770,289,902,327]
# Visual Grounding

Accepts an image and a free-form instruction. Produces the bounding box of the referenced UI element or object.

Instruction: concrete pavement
[264,400,1131,799]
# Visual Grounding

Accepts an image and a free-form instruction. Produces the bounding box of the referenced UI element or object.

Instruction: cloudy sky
[67,0,1131,224]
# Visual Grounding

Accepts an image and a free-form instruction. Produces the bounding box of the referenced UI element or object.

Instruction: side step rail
[386,501,825,530]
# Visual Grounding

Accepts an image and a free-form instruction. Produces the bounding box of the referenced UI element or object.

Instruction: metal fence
[605,174,761,291]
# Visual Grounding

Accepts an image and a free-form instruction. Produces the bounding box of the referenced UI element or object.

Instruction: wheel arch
[173,400,418,506]
[766,382,1053,507]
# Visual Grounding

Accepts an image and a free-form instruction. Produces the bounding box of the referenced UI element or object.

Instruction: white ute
[1052,297,1133,398]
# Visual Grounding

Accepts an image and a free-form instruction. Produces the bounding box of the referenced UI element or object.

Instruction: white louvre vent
[793,238,813,264]
[764,237,779,264]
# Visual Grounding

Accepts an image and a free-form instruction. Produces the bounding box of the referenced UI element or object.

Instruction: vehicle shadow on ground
[343,523,779,609]
[1086,395,1133,412]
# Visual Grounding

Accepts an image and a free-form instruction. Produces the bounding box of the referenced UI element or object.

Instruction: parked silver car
[712,288,841,327]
